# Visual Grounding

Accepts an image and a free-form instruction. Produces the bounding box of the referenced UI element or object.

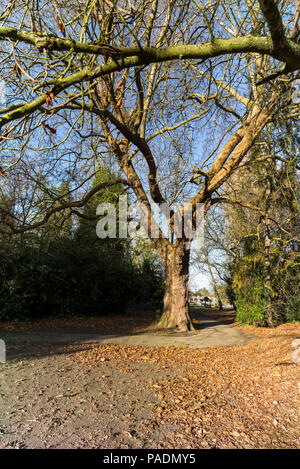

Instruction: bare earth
[0,309,299,449]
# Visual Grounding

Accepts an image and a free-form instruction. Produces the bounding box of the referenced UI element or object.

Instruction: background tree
[213,123,299,325]
[39,180,73,245]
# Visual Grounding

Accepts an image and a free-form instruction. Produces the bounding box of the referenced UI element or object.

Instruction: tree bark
[264,214,274,327]
[206,260,223,310]
[263,177,274,328]
[157,239,194,332]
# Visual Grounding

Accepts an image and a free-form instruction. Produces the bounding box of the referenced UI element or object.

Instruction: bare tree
[0,1,299,330]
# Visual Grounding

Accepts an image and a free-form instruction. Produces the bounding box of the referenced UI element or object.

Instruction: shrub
[0,238,164,321]
[235,277,267,326]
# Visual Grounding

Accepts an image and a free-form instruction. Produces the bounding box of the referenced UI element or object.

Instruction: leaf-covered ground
[0,314,299,449]
[0,312,155,334]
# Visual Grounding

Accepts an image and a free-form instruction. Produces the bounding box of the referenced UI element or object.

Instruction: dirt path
[0,315,299,449]
[1,314,254,349]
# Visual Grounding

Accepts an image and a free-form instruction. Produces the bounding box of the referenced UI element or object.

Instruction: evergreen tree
[75,166,126,255]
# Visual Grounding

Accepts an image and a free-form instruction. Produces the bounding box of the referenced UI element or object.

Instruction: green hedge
[235,277,267,326]
[0,239,164,320]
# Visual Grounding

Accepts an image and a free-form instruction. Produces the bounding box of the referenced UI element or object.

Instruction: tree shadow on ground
[189,306,236,327]
[4,341,100,362]
[1,306,239,362]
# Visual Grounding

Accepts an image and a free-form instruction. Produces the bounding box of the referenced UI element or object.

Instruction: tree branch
[210,196,266,216]
[1,179,130,234]
[1,32,300,130]
[258,0,288,49]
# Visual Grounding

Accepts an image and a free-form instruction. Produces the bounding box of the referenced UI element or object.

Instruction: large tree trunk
[157,240,194,332]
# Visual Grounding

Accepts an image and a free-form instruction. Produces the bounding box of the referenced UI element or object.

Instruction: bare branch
[1,179,130,234]
[258,0,288,49]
